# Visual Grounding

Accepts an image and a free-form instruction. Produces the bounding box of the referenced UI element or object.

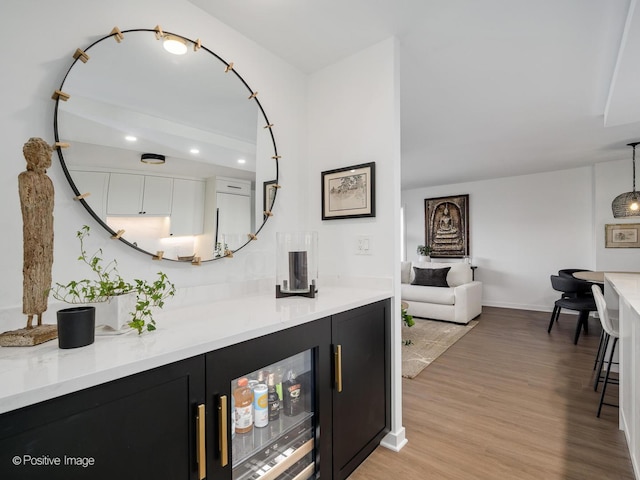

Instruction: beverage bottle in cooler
[234,377,254,433]
[275,366,284,409]
[267,373,280,421]
[282,369,302,416]
[257,370,268,384]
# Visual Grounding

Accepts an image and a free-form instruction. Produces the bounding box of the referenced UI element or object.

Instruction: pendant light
[612,142,640,218]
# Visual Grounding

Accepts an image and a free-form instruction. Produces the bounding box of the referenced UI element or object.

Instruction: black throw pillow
[411,267,450,287]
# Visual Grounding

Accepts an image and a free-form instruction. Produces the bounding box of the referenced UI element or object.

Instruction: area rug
[402,319,478,379]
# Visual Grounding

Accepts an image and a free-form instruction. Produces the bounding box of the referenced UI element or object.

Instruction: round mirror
[54,28,279,262]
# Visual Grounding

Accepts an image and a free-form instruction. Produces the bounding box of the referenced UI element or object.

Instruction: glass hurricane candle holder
[276,232,318,298]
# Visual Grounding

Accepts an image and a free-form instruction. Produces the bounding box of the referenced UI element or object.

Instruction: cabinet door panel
[106,174,173,216]
[107,173,144,215]
[332,300,390,480]
[171,179,205,236]
[216,192,251,250]
[70,170,110,220]
[143,176,173,215]
[0,356,204,480]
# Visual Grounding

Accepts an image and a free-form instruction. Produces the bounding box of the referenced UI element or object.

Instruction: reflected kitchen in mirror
[54,27,279,262]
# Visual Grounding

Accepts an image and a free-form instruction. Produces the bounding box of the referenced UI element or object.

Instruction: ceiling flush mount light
[163,35,187,55]
[237,158,246,164]
[190,148,200,154]
[612,142,640,217]
[141,153,166,165]
[125,135,137,142]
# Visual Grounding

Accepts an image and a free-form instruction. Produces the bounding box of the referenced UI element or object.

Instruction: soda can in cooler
[253,384,269,428]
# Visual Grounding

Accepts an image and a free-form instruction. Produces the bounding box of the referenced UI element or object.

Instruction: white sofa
[401,261,482,324]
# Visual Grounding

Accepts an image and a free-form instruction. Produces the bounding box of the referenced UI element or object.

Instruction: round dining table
[573,271,605,283]
[573,271,639,284]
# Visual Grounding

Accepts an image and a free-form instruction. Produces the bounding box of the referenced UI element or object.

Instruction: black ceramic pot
[56,306,96,349]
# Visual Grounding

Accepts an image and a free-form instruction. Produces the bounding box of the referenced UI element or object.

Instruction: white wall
[0,0,307,329]
[306,38,405,449]
[307,38,399,281]
[403,167,596,311]
[595,158,640,270]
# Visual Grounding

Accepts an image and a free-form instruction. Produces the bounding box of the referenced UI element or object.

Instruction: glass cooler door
[231,350,316,480]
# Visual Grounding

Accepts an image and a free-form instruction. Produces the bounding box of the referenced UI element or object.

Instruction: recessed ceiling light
[163,35,187,55]
[125,135,137,142]
[237,158,246,164]
[190,148,200,154]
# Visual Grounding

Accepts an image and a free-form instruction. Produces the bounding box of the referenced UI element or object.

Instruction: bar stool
[593,304,619,391]
[591,284,619,417]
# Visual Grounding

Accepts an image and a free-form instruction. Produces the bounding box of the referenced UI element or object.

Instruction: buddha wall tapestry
[424,194,469,258]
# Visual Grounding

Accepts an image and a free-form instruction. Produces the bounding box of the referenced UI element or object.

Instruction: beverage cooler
[205,319,331,480]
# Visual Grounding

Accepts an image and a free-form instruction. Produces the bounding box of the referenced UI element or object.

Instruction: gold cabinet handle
[335,344,343,393]
[218,395,229,467]
[196,404,206,480]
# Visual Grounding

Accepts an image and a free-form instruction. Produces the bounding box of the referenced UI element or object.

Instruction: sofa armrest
[452,281,483,323]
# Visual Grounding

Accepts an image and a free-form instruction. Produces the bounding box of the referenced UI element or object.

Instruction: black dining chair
[557,269,595,297]
[548,275,597,344]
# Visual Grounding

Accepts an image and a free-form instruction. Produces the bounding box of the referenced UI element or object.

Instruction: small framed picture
[321,162,375,220]
[605,223,640,248]
[263,180,278,216]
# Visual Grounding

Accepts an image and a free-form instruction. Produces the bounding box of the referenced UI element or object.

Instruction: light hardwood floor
[349,307,635,480]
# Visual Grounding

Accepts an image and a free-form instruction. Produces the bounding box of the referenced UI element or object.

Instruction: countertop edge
[0,288,392,415]
[605,273,640,316]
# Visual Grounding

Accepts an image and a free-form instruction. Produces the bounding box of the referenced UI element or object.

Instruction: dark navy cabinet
[0,356,205,480]
[0,299,390,480]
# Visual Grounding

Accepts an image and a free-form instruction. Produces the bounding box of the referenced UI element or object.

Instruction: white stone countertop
[605,273,640,315]
[0,286,392,415]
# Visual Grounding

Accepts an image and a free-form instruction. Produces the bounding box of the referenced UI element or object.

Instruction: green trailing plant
[402,307,415,327]
[127,273,174,334]
[50,225,176,334]
[401,306,414,346]
[416,245,432,256]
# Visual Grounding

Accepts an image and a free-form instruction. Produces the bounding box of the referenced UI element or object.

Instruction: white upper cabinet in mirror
[54,28,279,262]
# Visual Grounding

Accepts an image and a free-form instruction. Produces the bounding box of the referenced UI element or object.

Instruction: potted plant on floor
[50,226,176,341]
[401,302,414,345]
[417,245,432,262]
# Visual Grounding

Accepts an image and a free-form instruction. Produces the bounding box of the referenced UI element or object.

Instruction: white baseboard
[380,427,408,452]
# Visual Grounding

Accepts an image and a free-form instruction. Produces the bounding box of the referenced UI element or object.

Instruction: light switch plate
[356,235,372,255]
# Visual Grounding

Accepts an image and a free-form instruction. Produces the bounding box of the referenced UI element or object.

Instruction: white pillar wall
[306,38,405,449]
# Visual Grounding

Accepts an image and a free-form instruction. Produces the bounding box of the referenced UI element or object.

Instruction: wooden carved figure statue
[19,137,54,329]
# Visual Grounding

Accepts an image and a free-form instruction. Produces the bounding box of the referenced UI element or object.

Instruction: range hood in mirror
[53,27,280,263]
